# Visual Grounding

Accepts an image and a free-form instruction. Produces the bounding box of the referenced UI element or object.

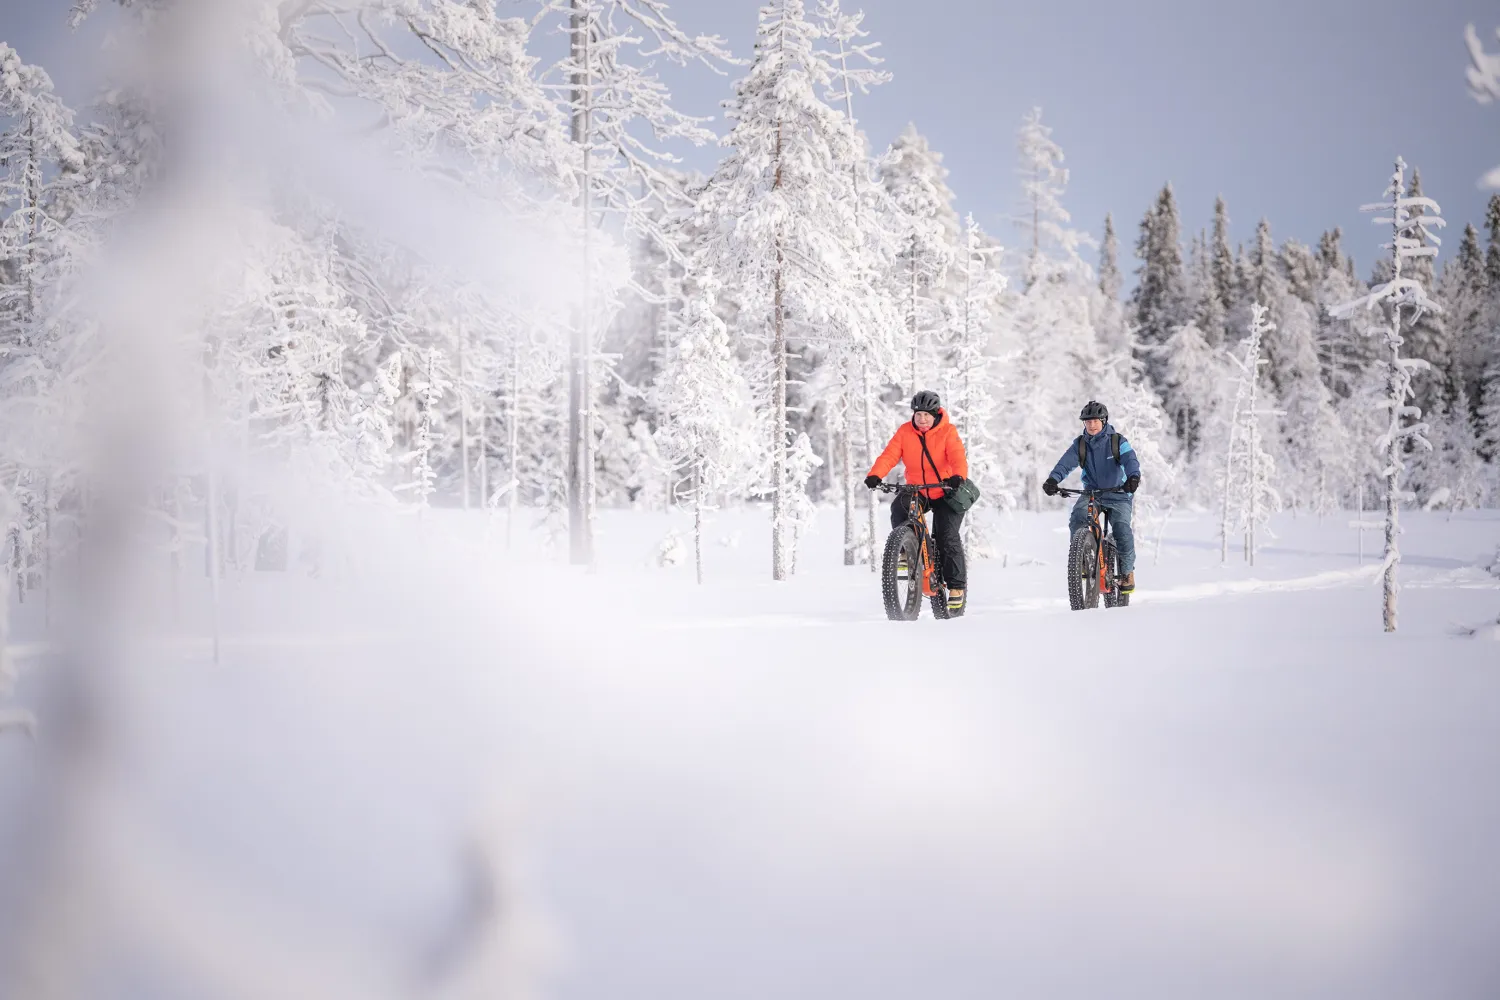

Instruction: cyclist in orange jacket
[865,390,969,611]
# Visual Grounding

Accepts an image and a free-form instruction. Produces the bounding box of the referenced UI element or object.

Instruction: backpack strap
[1112,432,1122,463]
[1076,435,1086,470]
[919,432,941,488]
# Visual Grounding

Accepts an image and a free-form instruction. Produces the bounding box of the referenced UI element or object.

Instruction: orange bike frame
[1087,498,1109,593]
[909,493,940,598]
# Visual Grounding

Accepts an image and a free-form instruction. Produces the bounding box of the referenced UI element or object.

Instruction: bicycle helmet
[1078,400,1108,422]
[911,389,942,414]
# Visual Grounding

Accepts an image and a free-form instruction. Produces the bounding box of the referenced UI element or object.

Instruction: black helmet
[911,390,942,414]
[1079,400,1108,422]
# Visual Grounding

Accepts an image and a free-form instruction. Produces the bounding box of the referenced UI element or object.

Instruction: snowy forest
[2,0,1499,593]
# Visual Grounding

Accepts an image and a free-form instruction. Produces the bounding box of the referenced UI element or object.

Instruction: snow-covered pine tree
[943,214,1008,551]
[1465,25,1500,502]
[1015,107,1073,290]
[1401,169,1450,418]
[1410,387,1486,511]
[1096,213,1127,350]
[1161,320,1222,462]
[653,272,757,583]
[693,0,874,581]
[1441,224,1490,411]
[879,124,959,394]
[1209,196,1236,345]
[0,44,86,602]
[1219,303,1281,565]
[1332,158,1446,632]
[1131,184,1189,393]
[817,0,895,569]
[543,0,732,566]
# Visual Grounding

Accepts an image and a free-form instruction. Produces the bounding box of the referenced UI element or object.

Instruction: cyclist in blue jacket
[1042,401,1142,593]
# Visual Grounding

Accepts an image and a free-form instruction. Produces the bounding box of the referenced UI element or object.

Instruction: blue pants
[1069,494,1136,574]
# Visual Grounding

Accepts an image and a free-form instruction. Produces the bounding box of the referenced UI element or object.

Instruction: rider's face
[1083,418,1104,436]
[913,410,936,431]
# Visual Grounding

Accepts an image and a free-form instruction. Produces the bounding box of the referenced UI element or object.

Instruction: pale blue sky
[7,0,1496,278]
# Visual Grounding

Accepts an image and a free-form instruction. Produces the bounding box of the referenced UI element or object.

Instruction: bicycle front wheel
[881,525,924,621]
[1067,526,1100,611]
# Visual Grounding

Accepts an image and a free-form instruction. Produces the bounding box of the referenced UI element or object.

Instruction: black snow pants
[890,491,967,590]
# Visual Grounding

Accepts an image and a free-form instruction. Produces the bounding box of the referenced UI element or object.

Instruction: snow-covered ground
[2,503,1498,999]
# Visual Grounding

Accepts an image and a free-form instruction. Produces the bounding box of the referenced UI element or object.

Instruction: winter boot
[947,588,966,615]
[1119,572,1135,594]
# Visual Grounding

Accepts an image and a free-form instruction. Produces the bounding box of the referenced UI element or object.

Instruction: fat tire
[1102,538,1122,608]
[881,526,923,621]
[1067,526,1100,611]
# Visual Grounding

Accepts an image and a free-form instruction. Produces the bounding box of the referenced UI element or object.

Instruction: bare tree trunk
[693,461,704,586]
[770,105,789,582]
[567,0,594,567]
[840,377,854,566]
[507,340,521,550]
[1383,300,1403,632]
[1247,366,1259,567]
[458,328,470,511]
[478,394,489,517]
[908,237,918,394]
[772,248,788,581]
[862,361,877,571]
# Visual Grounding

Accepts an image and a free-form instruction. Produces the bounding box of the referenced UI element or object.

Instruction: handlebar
[874,482,948,494]
[1055,486,1131,497]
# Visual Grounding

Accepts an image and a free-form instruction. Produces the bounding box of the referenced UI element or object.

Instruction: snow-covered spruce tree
[1208,196,1236,346]
[942,214,1009,552]
[1411,388,1486,511]
[0,44,87,605]
[1332,158,1446,632]
[816,0,896,569]
[1441,223,1490,411]
[1402,169,1451,419]
[994,113,1096,513]
[878,123,959,394]
[784,431,823,575]
[1131,184,1190,394]
[693,0,878,581]
[1187,228,1227,358]
[1219,303,1281,565]
[653,272,757,583]
[1161,319,1223,465]
[1015,107,1074,290]
[541,0,732,566]
[1095,213,1128,351]
[1465,25,1500,502]
[1479,368,1500,500]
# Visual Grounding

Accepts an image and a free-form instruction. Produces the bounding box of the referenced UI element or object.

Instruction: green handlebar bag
[944,478,981,513]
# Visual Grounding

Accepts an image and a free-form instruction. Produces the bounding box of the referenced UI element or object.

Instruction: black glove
[1042,478,1059,497]
[943,475,964,490]
[864,475,882,489]
[1124,475,1141,494]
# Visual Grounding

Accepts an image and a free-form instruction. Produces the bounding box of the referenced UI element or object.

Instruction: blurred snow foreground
[4,497,1500,1000]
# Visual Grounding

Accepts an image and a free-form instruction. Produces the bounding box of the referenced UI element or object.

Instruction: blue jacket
[1048,423,1141,490]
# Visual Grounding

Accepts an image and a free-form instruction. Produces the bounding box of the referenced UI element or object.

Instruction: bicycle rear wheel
[1067,526,1100,611]
[1102,537,1129,608]
[881,525,924,621]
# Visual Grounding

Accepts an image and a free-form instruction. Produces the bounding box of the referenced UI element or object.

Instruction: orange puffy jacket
[867,409,968,500]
